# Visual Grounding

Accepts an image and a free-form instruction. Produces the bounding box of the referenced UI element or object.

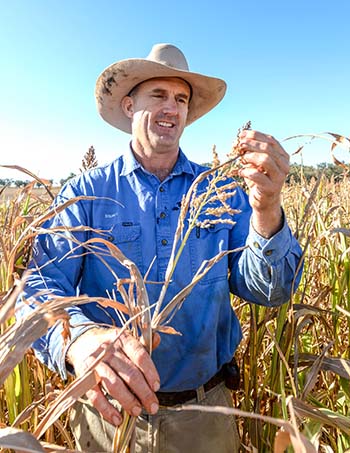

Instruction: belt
[156,368,225,406]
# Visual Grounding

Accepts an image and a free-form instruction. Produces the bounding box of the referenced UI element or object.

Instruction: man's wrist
[251,207,284,239]
[66,326,104,366]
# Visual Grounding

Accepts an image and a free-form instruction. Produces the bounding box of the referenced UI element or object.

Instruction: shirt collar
[120,143,195,177]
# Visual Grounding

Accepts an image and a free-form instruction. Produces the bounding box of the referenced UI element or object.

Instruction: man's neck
[130,141,179,181]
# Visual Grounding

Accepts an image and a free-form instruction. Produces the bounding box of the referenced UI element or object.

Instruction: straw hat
[95,43,227,133]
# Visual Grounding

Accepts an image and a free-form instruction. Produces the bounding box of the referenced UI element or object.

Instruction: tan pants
[70,382,240,453]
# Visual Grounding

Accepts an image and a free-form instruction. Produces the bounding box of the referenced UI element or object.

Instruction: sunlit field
[0,136,349,452]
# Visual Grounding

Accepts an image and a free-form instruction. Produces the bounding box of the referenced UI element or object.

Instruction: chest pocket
[188,222,233,285]
[89,223,144,279]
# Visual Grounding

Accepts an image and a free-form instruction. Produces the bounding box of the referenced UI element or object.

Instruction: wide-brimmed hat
[95,43,227,133]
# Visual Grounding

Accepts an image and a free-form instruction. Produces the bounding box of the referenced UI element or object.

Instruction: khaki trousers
[70,382,240,453]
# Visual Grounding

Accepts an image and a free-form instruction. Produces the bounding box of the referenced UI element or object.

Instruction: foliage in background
[235,170,350,451]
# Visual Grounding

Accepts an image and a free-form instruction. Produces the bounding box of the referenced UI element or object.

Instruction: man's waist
[156,358,240,406]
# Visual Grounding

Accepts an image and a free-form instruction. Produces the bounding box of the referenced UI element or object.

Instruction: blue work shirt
[18,147,302,391]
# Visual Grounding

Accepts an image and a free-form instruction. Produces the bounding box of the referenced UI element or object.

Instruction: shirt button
[253,241,261,249]
[264,250,273,256]
[159,186,165,192]
[160,212,166,219]
[161,239,168,246]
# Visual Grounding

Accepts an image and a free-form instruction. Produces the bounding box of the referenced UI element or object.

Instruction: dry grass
[0,187,60,202]
[0,134,350,452]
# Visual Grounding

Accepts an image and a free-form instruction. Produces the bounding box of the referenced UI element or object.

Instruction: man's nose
[162,97,178,114]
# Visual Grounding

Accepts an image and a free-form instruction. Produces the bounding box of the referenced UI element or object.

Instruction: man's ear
[121,96,134,119]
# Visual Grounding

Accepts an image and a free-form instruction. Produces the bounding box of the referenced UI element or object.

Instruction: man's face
[122,77,191,155]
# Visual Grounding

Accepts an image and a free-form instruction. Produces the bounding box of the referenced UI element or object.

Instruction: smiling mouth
[156,121,174,128]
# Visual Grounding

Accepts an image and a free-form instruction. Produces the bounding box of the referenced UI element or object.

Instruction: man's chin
[152,135,179,150]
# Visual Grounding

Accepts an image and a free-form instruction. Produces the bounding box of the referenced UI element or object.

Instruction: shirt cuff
[247,211,292,265]
[48,312,103,380]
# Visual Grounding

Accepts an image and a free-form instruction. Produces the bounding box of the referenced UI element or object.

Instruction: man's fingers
[68,327,161,418]
[238,130,289,182]
[119,332,160,391]
[240,151,289,180]
[95,360,149,417]
[105,352,159,415]
[86,384,122,427]
[239,130,290,161]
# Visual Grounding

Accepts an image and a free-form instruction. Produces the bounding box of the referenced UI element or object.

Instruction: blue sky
[1,0,349,182]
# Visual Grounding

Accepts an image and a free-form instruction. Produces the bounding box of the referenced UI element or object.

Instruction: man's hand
[67,327,161,426]
[238,130,290,238]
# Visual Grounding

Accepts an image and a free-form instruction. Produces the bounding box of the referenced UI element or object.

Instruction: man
[18,43,302,452]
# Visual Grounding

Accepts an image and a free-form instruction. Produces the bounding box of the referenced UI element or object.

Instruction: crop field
[0,141,349,452]
[0,186,60,202]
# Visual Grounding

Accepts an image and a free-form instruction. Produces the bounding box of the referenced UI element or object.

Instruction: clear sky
[1,0,349,183]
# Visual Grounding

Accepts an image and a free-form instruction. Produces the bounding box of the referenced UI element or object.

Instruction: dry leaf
[292,353,350,380]
[291,145,304,156]
[274,428,317,453]
[301,342,333,399]
[0,164,55,200]
[328,227,350,237]
[33,369,100,439]
[326,132,350,152]
[274,429,292,453]
[325,132,350,171]
[331,153,349,171]
[0,427,45,452]
[155,325,182,335]
[292,397,350,435]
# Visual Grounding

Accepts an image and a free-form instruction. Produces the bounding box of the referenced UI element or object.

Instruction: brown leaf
[274,429,292,453]
[155,325,182,335]
[0,165,55,200]
[0,281,23,325]
[93,296,129,314]
[289,432,317,453]
[326,132,350,152]
[12,216,28,229]
[331,153,349,171]
[291,145,304,156]
[325,132,350,170]
[274,427,318,453]
[33,369,100,439]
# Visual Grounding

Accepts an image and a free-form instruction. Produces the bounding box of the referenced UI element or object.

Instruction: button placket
[156,184,171,276]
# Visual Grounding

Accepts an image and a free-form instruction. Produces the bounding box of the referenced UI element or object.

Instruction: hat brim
[95,58,227,133]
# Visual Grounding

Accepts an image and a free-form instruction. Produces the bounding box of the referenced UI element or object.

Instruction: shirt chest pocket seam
[90,223,144,273]
[189,222,233,285]
[104,224,142,244]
